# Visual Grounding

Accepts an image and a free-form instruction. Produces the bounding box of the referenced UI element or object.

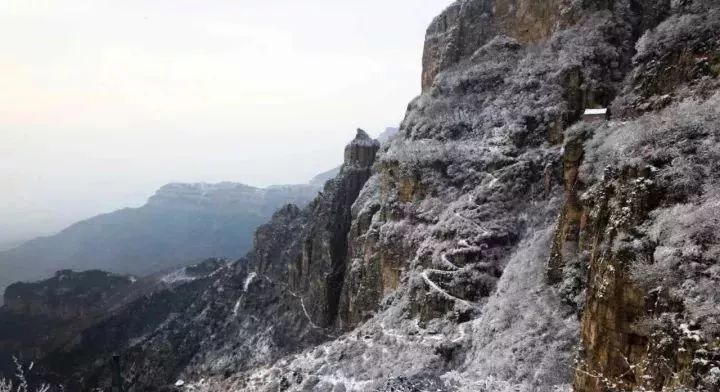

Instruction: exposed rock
[310,128,396,188]
[10,1,720,391]
[421,0,580,91]
[563,95,720,392]
[0,260,228,383]
[28,130,380,390]
[544,6,720,389]
[0,270,133,378]
[287,128,380,328]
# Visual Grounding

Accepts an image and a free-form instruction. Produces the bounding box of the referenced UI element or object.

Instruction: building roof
[584,108,608,115]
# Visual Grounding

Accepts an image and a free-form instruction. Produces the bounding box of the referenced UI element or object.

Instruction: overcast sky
[0,0,451,243]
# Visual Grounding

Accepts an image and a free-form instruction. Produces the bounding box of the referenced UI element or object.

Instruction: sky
[0,0,451,244]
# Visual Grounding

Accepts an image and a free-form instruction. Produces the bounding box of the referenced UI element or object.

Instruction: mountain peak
[344,129,380,168]
[355,128,371,140]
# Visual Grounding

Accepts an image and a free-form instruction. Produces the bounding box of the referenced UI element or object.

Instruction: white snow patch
[584,108,607,115]
[160,268,196,284]
[243,272,257,292]
[420,270,472,306]
[680,323,702,342]
[233,298,243,316]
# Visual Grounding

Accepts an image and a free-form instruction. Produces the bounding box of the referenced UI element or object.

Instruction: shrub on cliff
[0,357,51,392]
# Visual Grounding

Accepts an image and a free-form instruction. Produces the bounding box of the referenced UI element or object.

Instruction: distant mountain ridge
[146,182,318,213]
[0,181,320,300]
[0,240,25,252]
[0,128,399,301]
[3,0,720,389]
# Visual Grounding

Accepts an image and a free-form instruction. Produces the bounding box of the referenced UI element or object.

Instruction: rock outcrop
[421,0,578,91]
[287,129,380,328]
[545,6,720,390]
[27,130,380,390]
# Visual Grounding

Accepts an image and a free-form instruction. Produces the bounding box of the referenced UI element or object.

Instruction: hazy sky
[0,0,451,242]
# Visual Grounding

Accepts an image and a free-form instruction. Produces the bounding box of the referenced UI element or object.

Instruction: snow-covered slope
[21,1,720,391]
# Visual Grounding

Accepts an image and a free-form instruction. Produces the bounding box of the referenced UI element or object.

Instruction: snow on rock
[160,269,197,285]
[34,2,720,392]
[243,272,257,292]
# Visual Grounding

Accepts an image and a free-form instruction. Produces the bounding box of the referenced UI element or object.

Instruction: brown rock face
[571,169,657,392]
[547,119,671,391]
[547,124,592,286]
[545,10,720,390]
[421,0,573,91]
[550,101,720,391]
[548,128,674,391]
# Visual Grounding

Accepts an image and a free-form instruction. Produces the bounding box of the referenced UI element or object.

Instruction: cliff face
[287,129,380,328]
[546,5,720,391]
[238,1,719,389]
[36,130,381,390]
[558,97,720,391]
[24,1,720,391]
[0,261,231,384]
[0,270,133,378]
[421,0,582,91]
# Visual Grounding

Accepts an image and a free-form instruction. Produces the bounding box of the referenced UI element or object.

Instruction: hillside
[0,182,319,299]
[7,1,720,391]
[0,260,227,380]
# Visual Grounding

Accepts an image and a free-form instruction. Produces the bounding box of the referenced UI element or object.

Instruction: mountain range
[0,181,320,302]
[0,128,399,303]
[1,2,719,392]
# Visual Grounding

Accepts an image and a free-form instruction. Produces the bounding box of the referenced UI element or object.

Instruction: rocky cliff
[0,260,227,383]
[0,270,133,379]
[545,4,720,391]
[421,0,577,91]
[16,1,720,391]
[550,19,720,391]
[21,130,380,390]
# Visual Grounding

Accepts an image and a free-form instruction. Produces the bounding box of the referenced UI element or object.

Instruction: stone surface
[6,1,720,391]
[544,5,720,389]
[421,0,577,91]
